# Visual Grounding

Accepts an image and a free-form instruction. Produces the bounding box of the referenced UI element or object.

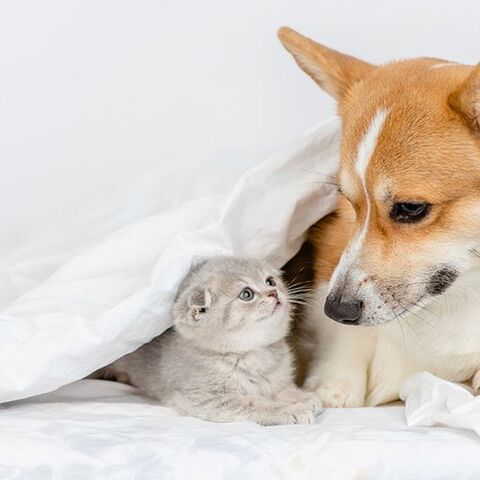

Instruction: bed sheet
[1,379,479,480]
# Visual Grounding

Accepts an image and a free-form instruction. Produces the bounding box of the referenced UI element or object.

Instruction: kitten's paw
[313,384,364,408]
[298,392,323,414]
[281,402,317,425]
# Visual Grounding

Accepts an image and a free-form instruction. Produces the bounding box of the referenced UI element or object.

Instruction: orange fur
[279,28,480,290]
[278,27,480,406]
[308,200,354,283]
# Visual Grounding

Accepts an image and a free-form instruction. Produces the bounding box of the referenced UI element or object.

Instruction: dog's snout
[324,293,363,325]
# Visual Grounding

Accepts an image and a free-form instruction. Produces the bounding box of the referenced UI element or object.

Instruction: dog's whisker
[302,180,342,188]
[298,168,339,181]
[412,302,438,325]
[389,304,407,351]
[389,292,423,337]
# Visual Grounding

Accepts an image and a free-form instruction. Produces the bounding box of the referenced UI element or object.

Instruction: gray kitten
[110,256,320,425]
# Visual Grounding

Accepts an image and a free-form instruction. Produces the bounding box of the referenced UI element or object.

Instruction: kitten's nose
[267,289,278,300]
[324,293,363,325]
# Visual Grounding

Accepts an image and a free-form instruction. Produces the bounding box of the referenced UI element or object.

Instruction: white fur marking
[330,109,389,288]
[353,109,389,249]
[355,109,389,181]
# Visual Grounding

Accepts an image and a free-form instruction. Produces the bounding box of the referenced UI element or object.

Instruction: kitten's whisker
[287,284,313,292]
[286,277,313,288]
[288,300,312,307]
[285,266,308,287]
[287,291,314,299]
[287,293,314,300]
[288,295,313,300]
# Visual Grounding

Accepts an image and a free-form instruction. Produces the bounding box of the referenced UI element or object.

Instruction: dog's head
[279,27,480,326]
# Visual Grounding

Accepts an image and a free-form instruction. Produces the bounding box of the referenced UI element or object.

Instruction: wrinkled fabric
[401,371,480,437]
[0,119,340,403]
[1,379,479,480]
[2,115,480,476]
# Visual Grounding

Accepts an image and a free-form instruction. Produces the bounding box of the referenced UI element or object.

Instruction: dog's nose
[324,293,363,325]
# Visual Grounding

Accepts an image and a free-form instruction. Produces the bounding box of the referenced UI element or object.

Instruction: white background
[1,0,479,247]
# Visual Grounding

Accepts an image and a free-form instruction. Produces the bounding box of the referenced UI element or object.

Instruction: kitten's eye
[239,287,255,301]
[265,277,276,287]
[390,202,431,223]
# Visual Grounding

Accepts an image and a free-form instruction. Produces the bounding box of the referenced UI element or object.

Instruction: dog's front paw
[307,382,365,408]
[304,371,366,407]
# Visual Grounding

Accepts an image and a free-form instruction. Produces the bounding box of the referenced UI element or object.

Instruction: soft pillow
[0,118,340,403]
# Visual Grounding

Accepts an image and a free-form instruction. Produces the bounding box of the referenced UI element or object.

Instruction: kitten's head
[173,256,291,353]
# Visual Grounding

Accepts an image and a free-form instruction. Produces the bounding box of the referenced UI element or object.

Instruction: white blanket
[0,119,340,403]
[3,118,480,477]
[1,379,479,480]
[402,372,480,437]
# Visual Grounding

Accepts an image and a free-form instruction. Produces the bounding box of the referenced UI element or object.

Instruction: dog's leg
[302,299,376,407]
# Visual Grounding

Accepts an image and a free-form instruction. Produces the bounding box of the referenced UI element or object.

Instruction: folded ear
[277,26,376,100]
[187,287,212,322]
[448,64,480,132]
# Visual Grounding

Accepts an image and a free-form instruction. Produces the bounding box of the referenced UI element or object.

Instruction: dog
[278,27,480,407]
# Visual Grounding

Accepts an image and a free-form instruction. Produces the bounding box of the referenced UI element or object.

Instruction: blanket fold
[0,119,340,403]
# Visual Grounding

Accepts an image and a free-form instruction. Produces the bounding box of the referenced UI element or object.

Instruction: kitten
[110,256,320,425]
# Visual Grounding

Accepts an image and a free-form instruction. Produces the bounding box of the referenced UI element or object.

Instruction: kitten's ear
[187,287,212,322]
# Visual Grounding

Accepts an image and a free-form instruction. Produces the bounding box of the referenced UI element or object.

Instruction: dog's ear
[187,287,212,322]
[448,64,480,132]
[277,27,376,100]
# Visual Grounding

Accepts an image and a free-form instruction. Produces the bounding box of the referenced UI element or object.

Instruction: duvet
[2,118,480,479]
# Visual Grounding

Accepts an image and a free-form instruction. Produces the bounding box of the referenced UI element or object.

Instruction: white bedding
[3,119,480,478]
[2,379,480,480]
[0,120,340,403]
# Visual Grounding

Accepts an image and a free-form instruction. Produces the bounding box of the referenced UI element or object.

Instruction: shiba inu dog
[279,27,480,406]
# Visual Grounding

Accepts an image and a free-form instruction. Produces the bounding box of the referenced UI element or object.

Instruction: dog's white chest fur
[305,269,480,407]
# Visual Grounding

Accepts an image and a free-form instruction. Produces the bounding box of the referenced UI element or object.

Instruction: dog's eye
[390,202,431,223]
[239,287,255,301]
[265,277,276,287]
